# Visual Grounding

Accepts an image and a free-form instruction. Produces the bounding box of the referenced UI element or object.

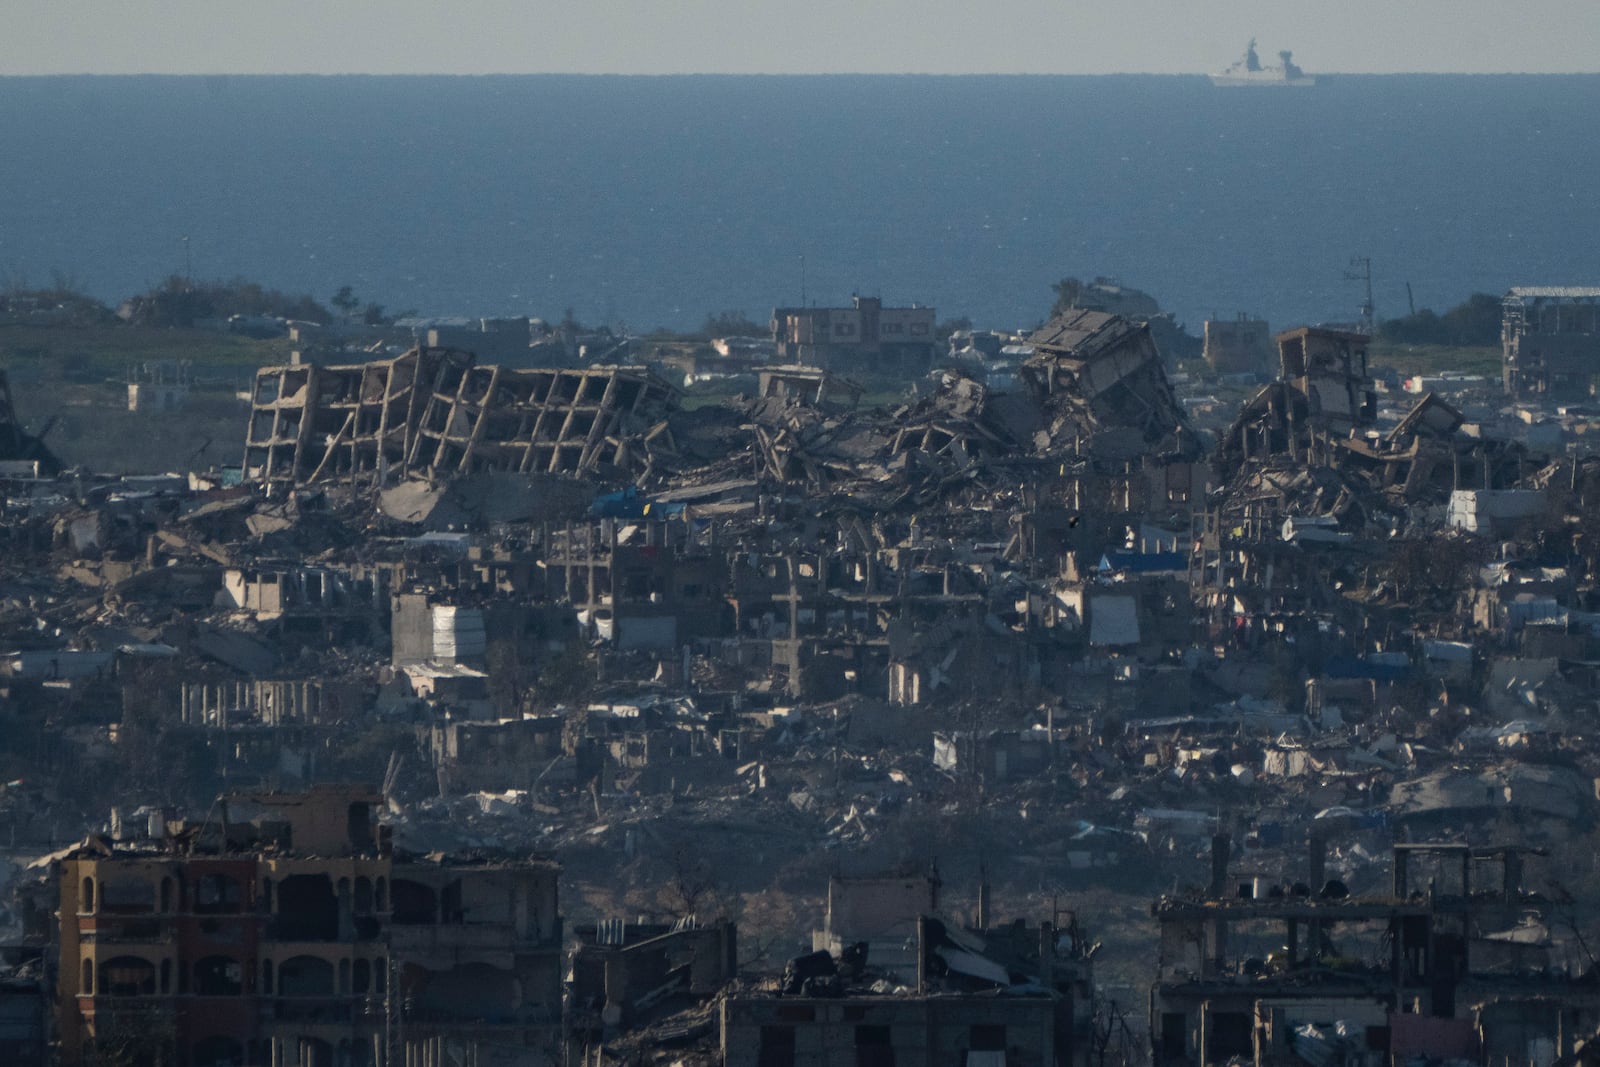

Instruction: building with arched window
[51,784,562,1066]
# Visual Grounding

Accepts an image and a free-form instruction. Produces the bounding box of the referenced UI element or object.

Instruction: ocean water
[1,74,1596,334]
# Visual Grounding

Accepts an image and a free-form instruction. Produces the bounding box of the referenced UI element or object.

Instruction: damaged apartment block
[1152,836,1600,1067]
[724,865,1097,1067]
[51,785,562,1067]
[1501,286,1600,400]
[244,347,678,485]
[1198,324,1533,622]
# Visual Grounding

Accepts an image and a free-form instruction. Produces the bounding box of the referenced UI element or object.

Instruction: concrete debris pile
[1214,330,1531,534]
[723,313,1205,520]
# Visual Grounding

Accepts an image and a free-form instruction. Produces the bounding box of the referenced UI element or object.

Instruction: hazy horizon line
[5,69,1600,78]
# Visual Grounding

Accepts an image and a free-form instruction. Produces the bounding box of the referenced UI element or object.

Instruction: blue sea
[1,74,1596,333]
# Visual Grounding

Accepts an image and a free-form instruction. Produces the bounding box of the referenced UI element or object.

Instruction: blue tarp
[590,487,685,520]
[1099,550,1187,574]
[1322,656,1412,682]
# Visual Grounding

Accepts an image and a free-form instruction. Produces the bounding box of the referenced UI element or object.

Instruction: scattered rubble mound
[682,311,1204,518]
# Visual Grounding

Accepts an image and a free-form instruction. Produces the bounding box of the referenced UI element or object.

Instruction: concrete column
[586,525,596,611]
[1209,918,1229,979]
[513,883,529,941]
[1209,834,1231,898]
[1504,850,1524,901]
[1039,921,1055,991]
[916,915,927,993]
[338,880,354,941]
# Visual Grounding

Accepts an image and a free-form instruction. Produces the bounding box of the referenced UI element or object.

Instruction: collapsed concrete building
[243,349,678,486]
[1022,310,1202,460]
[1199,324,1537,632]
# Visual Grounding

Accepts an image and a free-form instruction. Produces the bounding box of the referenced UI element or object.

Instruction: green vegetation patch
[1368,342,1501,379]
[0,323,292,378]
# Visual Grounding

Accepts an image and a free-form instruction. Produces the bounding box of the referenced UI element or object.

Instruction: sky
[8,0,1600,76]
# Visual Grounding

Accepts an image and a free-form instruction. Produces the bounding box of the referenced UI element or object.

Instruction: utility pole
[1344,256,1374,336]
[181,235,192,286]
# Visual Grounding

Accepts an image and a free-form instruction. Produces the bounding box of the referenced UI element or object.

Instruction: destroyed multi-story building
[1275,326,1375,434]
[1054,277,1203,363]
[700,861,1098,1067]
[1502,286,1600,400]
[1199,323,1535,640]
[567,917,738,1038]
[243,348,677,486]
[228,308,1221,720]
[724,893,1096,1067]
[1152,837,1600,1067]
[50,785,562,1066]
[1022,310,1200,456]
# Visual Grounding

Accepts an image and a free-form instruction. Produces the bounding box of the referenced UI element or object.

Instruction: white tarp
[936,946,1010,986]
[432,605,486,660]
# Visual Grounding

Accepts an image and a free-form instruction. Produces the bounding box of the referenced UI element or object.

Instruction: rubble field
[7,306,1600,1065]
